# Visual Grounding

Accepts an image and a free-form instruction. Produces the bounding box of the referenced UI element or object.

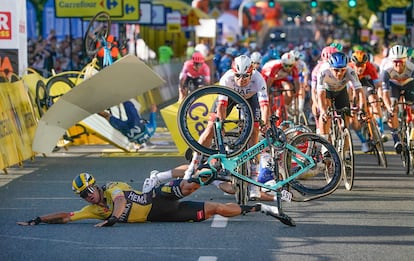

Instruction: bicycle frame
[200,118,316,193]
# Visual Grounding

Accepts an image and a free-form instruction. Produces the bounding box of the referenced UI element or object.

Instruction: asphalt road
[1,139,414,261]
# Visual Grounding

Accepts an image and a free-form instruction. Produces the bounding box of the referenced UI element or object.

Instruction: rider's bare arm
[17,212,72,226]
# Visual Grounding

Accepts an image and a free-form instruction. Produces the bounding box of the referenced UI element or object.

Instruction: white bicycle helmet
[232,55,253,74]
[281,52,295,65]
[289,50,301,60]
[389,45,407,60]
[250,51,262,64]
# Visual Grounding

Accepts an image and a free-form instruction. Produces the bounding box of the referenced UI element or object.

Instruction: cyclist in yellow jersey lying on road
[17,172,295,227]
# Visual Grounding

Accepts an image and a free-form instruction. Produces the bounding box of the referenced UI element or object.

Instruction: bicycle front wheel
[342,128,354,191]
[178,86,254,157]
[283,133,342,201]
[368,118,387,168]
[83,11,111,58]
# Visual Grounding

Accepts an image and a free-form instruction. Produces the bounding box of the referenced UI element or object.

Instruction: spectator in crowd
[158,40,174,64]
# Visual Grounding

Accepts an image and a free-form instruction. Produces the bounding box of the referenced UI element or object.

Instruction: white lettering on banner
[0,14,10,30]
[167,12,181,24]
[0,12,11,40]
[391,14,406,25]
[58,1,97,8]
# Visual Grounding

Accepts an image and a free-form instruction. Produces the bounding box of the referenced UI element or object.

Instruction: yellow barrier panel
[0,81,24,170]
[22,69,46,120]
[8,80,37,161]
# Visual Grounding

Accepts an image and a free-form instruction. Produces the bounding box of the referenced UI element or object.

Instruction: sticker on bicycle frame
[281,190,292,202]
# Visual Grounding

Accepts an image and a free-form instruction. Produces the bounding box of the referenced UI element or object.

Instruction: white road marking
[211,215,228,228]
[198,257,218,261]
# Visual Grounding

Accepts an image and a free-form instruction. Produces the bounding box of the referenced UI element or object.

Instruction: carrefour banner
[55,0,124,17]
[0,0,27,76]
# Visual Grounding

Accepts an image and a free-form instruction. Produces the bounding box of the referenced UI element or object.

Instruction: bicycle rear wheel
[283,133,342,201]
[83,11,111,58]
[178,86,254,157]
[368,118,387,168]
[342,128,354,191]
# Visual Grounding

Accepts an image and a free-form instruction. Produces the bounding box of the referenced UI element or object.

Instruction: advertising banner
[0,0,27,76]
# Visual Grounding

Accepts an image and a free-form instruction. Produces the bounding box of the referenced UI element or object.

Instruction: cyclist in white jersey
[381,44,414,153]
[186,55,270,200]
[290,50,310,116]
[317,52,363,143]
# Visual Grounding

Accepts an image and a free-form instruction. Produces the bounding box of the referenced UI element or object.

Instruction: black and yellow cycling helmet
[72,173,96,194]
[351,50,368,66]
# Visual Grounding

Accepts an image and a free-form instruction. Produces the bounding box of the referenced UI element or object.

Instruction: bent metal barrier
[0,61,182,173]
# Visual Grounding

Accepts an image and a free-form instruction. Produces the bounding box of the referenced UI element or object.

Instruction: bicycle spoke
[283,133,342,201]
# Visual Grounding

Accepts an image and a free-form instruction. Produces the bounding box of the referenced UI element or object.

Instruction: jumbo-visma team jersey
[70,182,152,223]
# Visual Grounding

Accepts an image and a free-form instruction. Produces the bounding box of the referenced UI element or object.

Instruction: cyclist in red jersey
[178,52,211,102]
[262,52,300,118]
[349,50,385,138]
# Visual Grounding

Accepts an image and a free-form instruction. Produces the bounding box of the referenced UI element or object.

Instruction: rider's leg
[387,96,401,152]
[203,201,292,226]
[178,86,187,103]
[298,82,306,113]
[185,120,215,179]
[247,125,261,199]
[282,81,294,114]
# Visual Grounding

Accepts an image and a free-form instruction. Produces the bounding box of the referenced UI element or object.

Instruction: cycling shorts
[147,179,206,222]
[325,87,350,112]
[360,78,377,97]
[388,80,414,102]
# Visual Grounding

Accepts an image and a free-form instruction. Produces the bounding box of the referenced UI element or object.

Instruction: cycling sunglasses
[332,67,346,73]
[80,186,95,199]
[194,62,202,66]
[283,64,293,68]
[235,73,251,79]
[393,59,405,65]
[354,62,366,67]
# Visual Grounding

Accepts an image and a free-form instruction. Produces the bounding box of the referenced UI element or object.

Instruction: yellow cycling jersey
[70,182,153,223]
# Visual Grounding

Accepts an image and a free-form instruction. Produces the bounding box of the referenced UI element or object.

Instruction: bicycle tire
[283,133,342,201]
[233,163,249,205]
[342,128,354,191]
[45,76,76,106]
[83,11,111,58]
[297,111,308,126]
[284,124,312,141]
[368,119,387,168]
[178,85,254,157]
[401,139,410,175]
[35,80,48,117]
